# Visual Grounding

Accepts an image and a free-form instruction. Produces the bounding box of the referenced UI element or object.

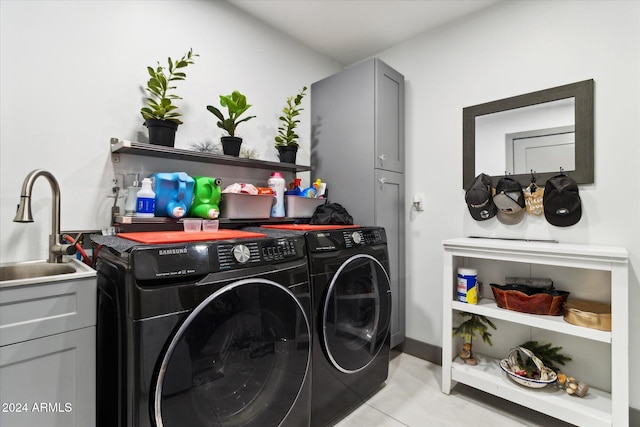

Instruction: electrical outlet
[108,174,124,198]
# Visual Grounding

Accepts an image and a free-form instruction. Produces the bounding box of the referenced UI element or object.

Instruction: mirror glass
[476,98,575,176]
[463,80,593,188]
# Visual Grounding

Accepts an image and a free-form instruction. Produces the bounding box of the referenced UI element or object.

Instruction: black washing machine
[95,235,311,427]
[305,227,392,427]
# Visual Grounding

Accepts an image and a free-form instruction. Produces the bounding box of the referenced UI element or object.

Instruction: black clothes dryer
[95,236,311,427]
[305,227,392,427]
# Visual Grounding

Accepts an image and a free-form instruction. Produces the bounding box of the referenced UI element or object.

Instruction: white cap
[458,268,477,276]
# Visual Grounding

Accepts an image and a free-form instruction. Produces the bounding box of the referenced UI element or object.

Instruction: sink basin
[0,259,96,288]
[1,262,76,281]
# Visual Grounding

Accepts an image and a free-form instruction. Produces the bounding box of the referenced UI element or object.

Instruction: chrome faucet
[14,169,75,263]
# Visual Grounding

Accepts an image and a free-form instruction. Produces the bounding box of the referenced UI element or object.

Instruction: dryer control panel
[306,227,387,252]
[213,237,305,270]
[343,228,385,247]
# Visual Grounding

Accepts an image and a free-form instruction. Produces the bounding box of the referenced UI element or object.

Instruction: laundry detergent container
[151,172,195,218]
[189,176,222,219]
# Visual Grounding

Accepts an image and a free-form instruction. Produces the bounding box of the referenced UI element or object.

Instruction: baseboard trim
[396,337,441,366]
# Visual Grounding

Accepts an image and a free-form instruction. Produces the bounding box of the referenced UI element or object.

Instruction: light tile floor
[334,351,574,427]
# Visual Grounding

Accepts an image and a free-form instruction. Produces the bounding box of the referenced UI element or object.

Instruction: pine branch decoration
[518,340,572,375]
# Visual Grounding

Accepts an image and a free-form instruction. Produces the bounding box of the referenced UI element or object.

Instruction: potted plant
[452,312,496,365]
[206,91,256,156]
[140,49,197,147]
[274,86,307,164]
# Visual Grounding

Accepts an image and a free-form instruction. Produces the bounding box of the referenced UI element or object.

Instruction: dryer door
[322,254,392,373]
[153,278,310,427]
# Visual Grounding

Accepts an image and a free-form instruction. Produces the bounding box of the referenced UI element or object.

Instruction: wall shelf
[442,237,628,426]
[110,137,312,173]
[109,137,314,231]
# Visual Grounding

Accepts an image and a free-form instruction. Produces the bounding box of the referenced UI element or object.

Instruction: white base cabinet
[441,238,628,426]
[0,271,97,427]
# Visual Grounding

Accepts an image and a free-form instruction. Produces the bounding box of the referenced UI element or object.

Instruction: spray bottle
[124,174,140,216]
[285,178,302,196]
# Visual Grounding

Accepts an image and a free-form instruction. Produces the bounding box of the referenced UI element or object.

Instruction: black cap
[493,177,525,225]
[543,174,582,227]
[465,173,497,221]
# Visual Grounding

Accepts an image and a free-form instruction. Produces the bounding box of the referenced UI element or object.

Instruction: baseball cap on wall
[543,174,582,227]
[465,173,497,221]
[493,177,525,225]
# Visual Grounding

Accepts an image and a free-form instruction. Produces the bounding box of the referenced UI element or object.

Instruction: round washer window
[322,254,391,373]
[153,279,310,427]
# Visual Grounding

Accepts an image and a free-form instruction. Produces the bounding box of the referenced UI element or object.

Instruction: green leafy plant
[206,91,256,137]
[275,86,307,147]
[517,340,571,376]
[140,48,198,125]
[452,312,496,345]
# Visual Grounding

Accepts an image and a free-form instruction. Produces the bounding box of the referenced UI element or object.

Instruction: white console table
[441,238,628,426]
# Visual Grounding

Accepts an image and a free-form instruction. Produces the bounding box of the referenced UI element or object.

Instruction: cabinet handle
[379,177,388,184]
[378,154,387,161]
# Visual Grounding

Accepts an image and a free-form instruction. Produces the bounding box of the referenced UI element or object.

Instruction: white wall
[0,0,341,263]
[373,0,640,409]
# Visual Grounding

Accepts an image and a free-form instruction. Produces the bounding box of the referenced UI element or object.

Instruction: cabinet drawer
[0,277,96,346]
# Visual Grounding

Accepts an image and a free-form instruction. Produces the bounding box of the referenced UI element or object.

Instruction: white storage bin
[285,196,325,218]
[221,193,273,219]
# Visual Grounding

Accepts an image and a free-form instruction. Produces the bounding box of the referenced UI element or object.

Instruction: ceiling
[226,0,502,65]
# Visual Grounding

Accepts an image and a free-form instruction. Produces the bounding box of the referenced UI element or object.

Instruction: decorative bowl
[499,347,557,389]
[490,283,569,315]
[563,299,611,331]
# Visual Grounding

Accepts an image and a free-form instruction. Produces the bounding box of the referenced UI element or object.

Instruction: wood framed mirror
[463,79,594,188]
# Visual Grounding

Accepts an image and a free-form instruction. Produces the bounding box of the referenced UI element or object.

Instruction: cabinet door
[374,59,405,173]
[374,169,405,347]
[0,327,96,427]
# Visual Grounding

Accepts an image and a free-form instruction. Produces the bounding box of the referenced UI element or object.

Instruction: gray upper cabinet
[311,58,405,348]
[375,61,405,173]
[311,58,405,175]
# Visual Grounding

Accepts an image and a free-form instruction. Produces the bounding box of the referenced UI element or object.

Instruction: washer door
[322,254,392,373]
[153,278,310,427]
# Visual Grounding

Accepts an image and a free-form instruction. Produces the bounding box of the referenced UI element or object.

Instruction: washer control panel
[214,237,303,270]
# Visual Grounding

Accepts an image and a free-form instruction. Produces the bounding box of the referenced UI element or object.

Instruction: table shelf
[442,237,628,426]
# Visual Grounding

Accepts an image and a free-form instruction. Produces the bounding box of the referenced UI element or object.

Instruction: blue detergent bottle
[151,172,195,218]
[299,178,321,198]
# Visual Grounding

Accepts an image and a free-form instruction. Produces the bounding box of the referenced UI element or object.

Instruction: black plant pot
[221,136,243,156]
[277,145,298,164]
[145,119,178,147]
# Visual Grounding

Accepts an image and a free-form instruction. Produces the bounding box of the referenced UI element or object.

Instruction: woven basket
[499,346,557,388]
